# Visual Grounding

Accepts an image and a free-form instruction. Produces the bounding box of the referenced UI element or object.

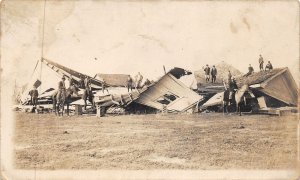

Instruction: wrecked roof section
[235,68,286,87]
[134,68,203,112]
[236,67,298,106]
[93,67,203,112]
[201,67,298,109]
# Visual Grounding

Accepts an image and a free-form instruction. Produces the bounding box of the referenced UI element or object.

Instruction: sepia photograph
[1,0,299,179]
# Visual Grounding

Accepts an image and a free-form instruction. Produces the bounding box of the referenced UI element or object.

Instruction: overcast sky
[1,0,299,86]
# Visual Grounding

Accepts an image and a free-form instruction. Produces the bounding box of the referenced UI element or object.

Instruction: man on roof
[245,64,254,77]
[204,64,210,83]
[211,65,217,83]
[258,54,264,71]
[265,61,273,71]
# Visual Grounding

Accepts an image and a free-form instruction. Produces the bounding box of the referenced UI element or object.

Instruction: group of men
[203,64,218,83]
[126,72,149,92]
[245,55,273,76]
[258,54,273,71]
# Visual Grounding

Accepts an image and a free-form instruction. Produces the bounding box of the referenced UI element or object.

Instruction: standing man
[84,76,91,95]
[265,61,273,71]
[29,86,39,107]
[211,65,217,83]
[259,54,264,71]
[204,64,210,83]
[127,75,133,92]
[57,76,66,100]
[228,77,238,105]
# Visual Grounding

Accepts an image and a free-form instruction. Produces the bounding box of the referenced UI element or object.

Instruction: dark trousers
[127,83,133,92]
[211,75,216,83]
[31,97,38,106]
[259,63,264,70]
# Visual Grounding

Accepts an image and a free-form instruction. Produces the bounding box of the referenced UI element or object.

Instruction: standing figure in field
[54,76,66,116]
[234,84,249,116]
[259,54,264,71]
[211,65,217,83]
[204,64,210,83]
[127,75,133,92]
[134,72,143,89]
[29,86,39,107]
[265,61,273,71]
[83,76,94,110]
[222,83,249,116]
[228,77,238,105]
[223,77,238,114]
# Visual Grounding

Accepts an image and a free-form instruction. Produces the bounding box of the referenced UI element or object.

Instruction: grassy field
[14,112,298,170]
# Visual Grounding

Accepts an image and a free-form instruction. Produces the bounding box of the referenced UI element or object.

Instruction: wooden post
[96,105,105,117]
[75,104,82,115]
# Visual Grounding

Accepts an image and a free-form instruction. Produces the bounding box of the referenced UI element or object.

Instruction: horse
[223,84,249,116]
[52,85,79,116]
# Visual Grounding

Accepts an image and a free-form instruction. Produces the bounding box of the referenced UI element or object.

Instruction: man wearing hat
[57,76,66,100]
[211,65,217,83]
[29,86,39,107]
[203,64,210,83]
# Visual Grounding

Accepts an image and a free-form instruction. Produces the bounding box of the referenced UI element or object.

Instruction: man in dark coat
[245,64,254,77]
[228,77,238,105]
[204,64,210,83]
[211,65,217,83]
[127,75,133,92]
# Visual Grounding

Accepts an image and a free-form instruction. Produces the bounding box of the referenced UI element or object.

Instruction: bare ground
[14,112,298,170]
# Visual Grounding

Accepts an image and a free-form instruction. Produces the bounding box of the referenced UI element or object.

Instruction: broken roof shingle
[235,68,286,87]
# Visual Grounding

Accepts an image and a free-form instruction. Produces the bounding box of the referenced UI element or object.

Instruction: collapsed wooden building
[15,58,203,115]
[200,67,298,115]
[93,67,203,116]
[15,57,298,116]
